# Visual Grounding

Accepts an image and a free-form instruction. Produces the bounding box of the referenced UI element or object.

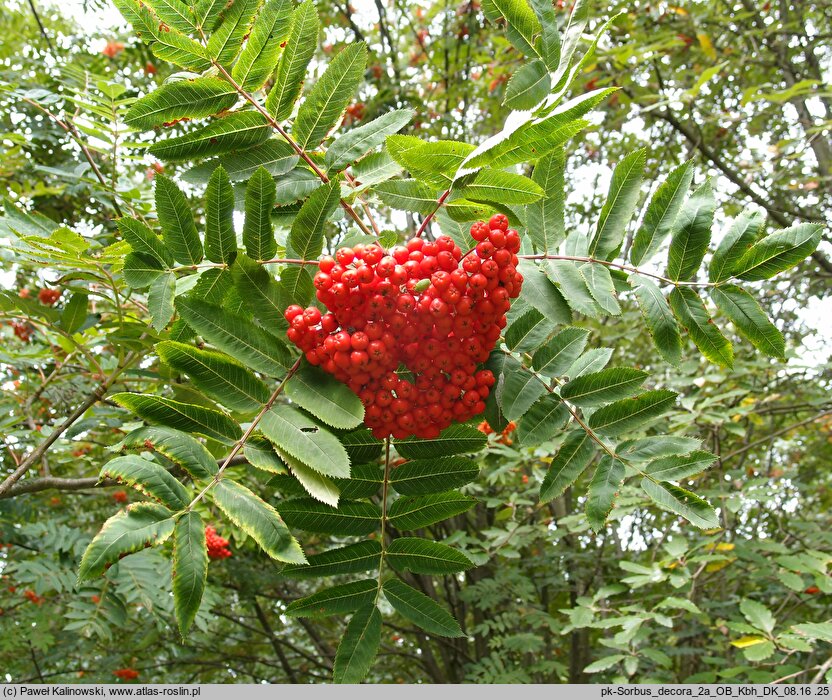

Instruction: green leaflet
[517,393,570,445]
[629,275,682,366]
[117,217,174,268]
[546,260,602,318]
[540,430,595,503]
[149,111,272,162]
[517,260,572,323]
[285,364,364,429]
[532,327,591,376]
[285,579,377,618]
[278,498,380,535]
[175,297,292,375]
[286,181,340,260]
[587,390,678,437]
[586,455,626,531]
[731,223,823,281]
[333,605,382,684]
[666,179,716,282]
[388,136,474,187]
[125,78,237,130]
[482,0,541,57]
[374,179,438,215]
[588,149,645,260]
[231,254,288,329]
[172,511,207,637]
[185,140,299,185]
[266,0,319,121]
[390,457,480,495]
[156,341,270,413]
[326,109,414,172]
[278,447,340,507]
[115,426,218,480]
[386,538,474,575]
[148,272,176,331]
[77,503,175,582]
[155,175,202,265]
[394,424,486,458]
[111,393,242,444]
[641,479,719,529]
[668,287,734,368]
[504,60,550,110]
[499,365,546,421]
[456,169,545,205]
[560,367,648,406]
[505,307,558,353]
[388,491,476,530]
[243,167,277,261]
[382,579,464,637]
[211,479,306,563]
[206,0,261,67]
[645,450,717,481]
[100,455,190,510]
[529,0,560,69]
[282,541,382,578]
[60,292,88,334]
[293,43,368,150]
[710,285,785,359]
[526,150,567,253]
[260,405,350,479]
[204,166,237,264]
[231,0,292,90]
[630,161,694,266]
[708,209,765,283]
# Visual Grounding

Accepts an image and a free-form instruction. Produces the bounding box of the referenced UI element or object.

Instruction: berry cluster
[477,419,517,446]
[11,321,33,342]
[23,589,43,604]
[114,669,140,681]
[38,288,61,306]
[205,525,232,560]
[284,215,523,440]
[112,490,128,504]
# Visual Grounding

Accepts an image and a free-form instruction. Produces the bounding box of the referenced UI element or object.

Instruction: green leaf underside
[111,393,241,444]
[641,478,719,529]
[78,503,174,581]
[100,455,190,509]
[260,405,351,479]
[212,479,306,563]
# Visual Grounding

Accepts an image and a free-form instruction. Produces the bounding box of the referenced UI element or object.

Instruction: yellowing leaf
[697,33,717,60]
[705,558,734,572]
[731,635,768,649]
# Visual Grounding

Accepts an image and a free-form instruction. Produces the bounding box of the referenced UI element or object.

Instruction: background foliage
[0,0,831,684]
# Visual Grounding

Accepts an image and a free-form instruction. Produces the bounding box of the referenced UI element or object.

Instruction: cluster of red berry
[114,668,140,681]
[38,288,61,306]
[112,490,128,504]
[205,525,232,560]
[284,215,523,440]
[11,321,33,342]
[477,419,517,445]
[23,589,43,604]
